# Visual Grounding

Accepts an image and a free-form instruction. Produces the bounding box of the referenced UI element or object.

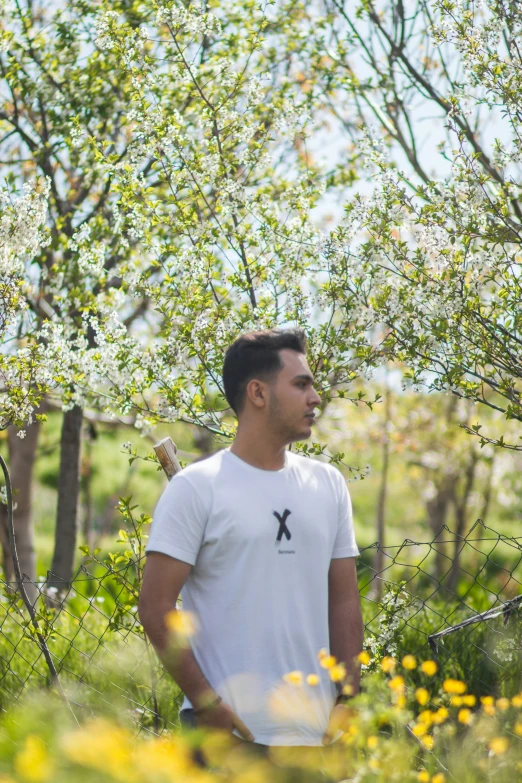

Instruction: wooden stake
[153,437,182,480]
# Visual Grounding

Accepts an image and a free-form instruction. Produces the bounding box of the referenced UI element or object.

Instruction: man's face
[266,350,322,444]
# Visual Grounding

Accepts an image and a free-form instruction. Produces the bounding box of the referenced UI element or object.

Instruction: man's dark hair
[222,328,307,414]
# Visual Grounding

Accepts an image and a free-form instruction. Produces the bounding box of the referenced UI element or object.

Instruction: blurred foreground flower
[402,655,417,670]
[357,650,371,666]
[283,671,303,686]
[443,679,466,695]
[380,656,397,673]
[388,675,405,692]
[329,663,346,682]
[415,688,429,706]
[1,644,522,783]
[165,610,197,639]
[457,708,472,725]
[14,735,53,782]
[420,660,438,677]
[488,737,509,755]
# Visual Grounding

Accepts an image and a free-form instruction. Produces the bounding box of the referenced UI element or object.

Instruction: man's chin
[292,425,313,442]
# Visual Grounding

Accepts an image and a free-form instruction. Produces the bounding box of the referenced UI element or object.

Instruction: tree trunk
[193,425,215,458]
[374,384,391,599]
[446,453,478,592]
[426,475,455,579]
[0,503,13,585]
[478,456,495,526]
[50,405,83,587]
[424,395,459,579]
[81,422,96,551]
[1,416,43,602]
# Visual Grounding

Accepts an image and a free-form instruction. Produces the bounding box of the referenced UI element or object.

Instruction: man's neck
[230,425,289,471]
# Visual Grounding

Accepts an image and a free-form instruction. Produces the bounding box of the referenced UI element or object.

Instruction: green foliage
[1,660,522,782]
[0,492,179,730]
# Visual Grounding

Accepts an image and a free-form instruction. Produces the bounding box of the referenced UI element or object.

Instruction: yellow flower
[397,694,407,709]
[416,688,430,706]
[481,695,494,706]
[62,720,132,781]
[488,737,509,755]
[432,707,449,725]
[418,710,434,726]
[306,673,319,686]
[421,660,438,676]
[14,736,53,783]
[458,708,472,725]
[421,735,434,750]
[462,695,476,707]
[417,770,430,782]
[134,736,193,778]
[165,609,197,638]
[514,723,522,737]
[442,679,466,694]
[412,723,428,737]
[381,656,397,673]
[388,675,405,692]
[283,671,303,686]
[511,695,522,708]
[432,775,445,783]
[367,735,379,749]
[450,696,463,707]
[483,704,496,717]
[342,684,354,696]
[358,650,371,666]
[330,663,347,682]
[496,697,510,711]
[340,725,359,745]
[402,655,417,670]
[320,655,337,670]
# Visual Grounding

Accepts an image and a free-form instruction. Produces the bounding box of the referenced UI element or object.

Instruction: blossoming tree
[3,0,520,585]
[288,0,522,450]
[0,180,49,583]
[0,0,373,582]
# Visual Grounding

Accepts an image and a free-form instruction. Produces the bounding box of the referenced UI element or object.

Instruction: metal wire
[0,518,520,736]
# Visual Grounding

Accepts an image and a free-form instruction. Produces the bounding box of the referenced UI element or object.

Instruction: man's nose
[310,389,321,407]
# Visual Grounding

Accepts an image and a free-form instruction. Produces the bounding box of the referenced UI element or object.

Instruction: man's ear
[245,378,267,409]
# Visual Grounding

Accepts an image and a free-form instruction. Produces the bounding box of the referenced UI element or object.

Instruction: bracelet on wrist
[194,694,222,714]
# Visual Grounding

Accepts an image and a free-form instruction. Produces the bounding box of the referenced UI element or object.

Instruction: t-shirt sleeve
[146,474,210,566]
[332,472,360,559]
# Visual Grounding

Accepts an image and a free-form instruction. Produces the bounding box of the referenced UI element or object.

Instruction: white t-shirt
[146,447,359,746]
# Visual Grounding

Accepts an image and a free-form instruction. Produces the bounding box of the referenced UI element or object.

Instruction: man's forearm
[140,603,216,708]
[329,599,364,694]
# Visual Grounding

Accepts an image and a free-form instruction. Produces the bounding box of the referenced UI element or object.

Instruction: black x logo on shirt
[273,509,292,544]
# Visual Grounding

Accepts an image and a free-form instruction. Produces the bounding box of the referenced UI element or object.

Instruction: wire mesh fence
[0,518,520,736]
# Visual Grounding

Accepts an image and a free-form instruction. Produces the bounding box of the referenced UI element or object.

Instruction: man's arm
[139,551,254,740]
[323,557,364,745]
[139,552,212,705]
[328,557,364,695]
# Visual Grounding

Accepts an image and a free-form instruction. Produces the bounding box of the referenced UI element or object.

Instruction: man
[139,328,363,751]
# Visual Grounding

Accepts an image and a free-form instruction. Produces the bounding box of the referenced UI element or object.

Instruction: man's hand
[322,703,356,745]
[196,701,255,742]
